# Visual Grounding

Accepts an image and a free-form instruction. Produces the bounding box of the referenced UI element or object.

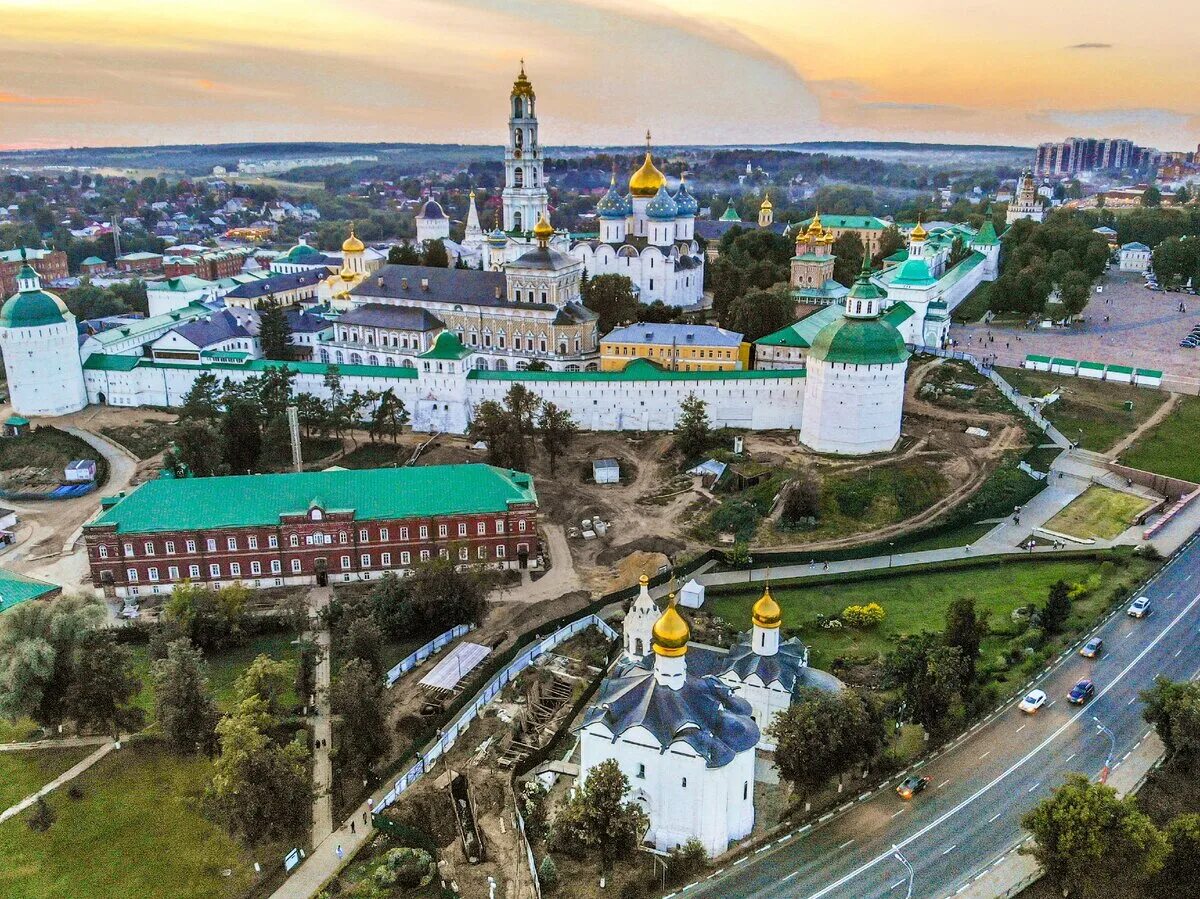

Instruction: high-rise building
[1034,136,1156,177]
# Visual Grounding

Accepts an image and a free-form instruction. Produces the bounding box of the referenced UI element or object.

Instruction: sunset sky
[1,0,1196,151]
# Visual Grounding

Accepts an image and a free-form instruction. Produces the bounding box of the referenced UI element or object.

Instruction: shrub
[832,478,875,517]
[666,837,709,884]
[710,499,761,542]
[372,847,434,889]
[27,797,56,832]
[781,474,822,524]
[538,855,559,890]
[842,603,886,629]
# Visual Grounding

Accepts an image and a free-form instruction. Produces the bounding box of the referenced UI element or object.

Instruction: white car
[1019,689,1048,713]
[1128,596,1151,618]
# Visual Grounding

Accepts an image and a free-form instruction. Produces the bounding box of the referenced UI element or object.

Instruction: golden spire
[342,223,365,254]
[629,129,666,198]
[806,208,824,238]
[512,59,535,99]
[652,593,690,657]
[752,584,782,630]
[911,215,928,241]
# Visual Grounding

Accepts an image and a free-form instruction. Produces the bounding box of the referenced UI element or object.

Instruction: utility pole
[111,213,122,259]
[287,404,303,472]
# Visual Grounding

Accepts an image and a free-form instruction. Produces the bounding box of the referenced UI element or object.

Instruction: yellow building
[600,322,749,372]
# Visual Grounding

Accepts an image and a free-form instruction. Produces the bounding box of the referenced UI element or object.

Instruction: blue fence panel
[386,623,473,686]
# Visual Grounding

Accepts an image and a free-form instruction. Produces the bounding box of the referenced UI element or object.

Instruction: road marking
[859,792,872,801]
[755,845,771,855]
[733,857,747,866]
[937,780,950,789]
[783,872,798,882]
[818,813,833,823]
[1128,696,1139,705]
[709,869,724,878]
[892,809,906,818]
[1016,724,1026,733]
[798,591,1200,899]
[988,812,1002,823]
[979,751,991,760]
[943,845,957,855]
[1048,700,1057,708]
[1029,781,1042,792]
[1177,650,1184,657]
[889,879,905,891]
[777,836,791,846]
[1066,752,1077,763]
[838,840,855,850]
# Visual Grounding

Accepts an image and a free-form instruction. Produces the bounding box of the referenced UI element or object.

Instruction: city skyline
[0,0,1197,151]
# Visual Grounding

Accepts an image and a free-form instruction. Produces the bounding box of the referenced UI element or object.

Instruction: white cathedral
[466,63,706,308]
[578,577,841,856]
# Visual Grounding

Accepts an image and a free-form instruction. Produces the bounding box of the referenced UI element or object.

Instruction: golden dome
[342,225,365,254]
[751,585,782,629]
[805,209,825,239]
[652,596,690,657]
[532,212,554,242]
[760,192,773,210]
[629,130,666,198]
[911,217,927,241]
[639,574,649,586]
[511,60,535,99]
[339,267,356,282]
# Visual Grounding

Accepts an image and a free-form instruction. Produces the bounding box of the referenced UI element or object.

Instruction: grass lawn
[0,426,110,487]
[0,718,41,744]
[100,420,178,460]
[896,522,998,553]
[336,442,405,469]
[999,368,1169,453]
[1044,486,1153,540]
[1122,395,1200,483]
[0,741,257,899]
[0,746,95,810]
[707,555,1155,678]
[130,631,301,718]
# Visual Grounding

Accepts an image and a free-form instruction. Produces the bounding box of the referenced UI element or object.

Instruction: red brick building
[0,248,68,297]
[116,251,165,274]
[84,464,540,597]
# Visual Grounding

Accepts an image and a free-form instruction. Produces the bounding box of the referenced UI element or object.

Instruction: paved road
[684,531,1200,899]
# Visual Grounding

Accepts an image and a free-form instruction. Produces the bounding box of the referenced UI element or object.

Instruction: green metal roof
[86,464,537,535]
[1135,369,1163,378]
[1107,365,1134,374]
[973,220,1000,246]
[889,258,937,287]
[420,331,472,361]
[1050,358,1078,367]
[0,287,69,328]
[881,302,916,325]
[755,304,842,348]
[83,354,141,372]
[87,302,211,346]
[0,568,58,613]
[1025,355,1052,364]
[4,414,29,426]
[884,249,909,263]
[808,316,909,366]
[80,256,107,266]
[470,358,805,382]
[1078,361,1105,370]
[83,353,419,381]
[799,214,888,231]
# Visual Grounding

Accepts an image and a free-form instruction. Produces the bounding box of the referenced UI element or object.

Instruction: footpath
[0,740,117,825]
[308,587,334,847]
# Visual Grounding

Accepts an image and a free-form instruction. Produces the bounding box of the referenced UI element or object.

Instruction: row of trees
[470,383,578,473]
[989,213,1111,319]
[1151,235,1200,288]
[167,364,408,477]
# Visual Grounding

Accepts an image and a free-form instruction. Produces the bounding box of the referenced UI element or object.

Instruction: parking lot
[953,271,1200,393]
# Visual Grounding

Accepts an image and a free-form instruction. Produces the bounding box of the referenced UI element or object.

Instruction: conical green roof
[808,317,909,366]
[847,255,886,302]
[719,199,741,222]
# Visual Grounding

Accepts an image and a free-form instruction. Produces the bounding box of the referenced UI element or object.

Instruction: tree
[0,593,103,730]
[470,384,540,471]
[1177,185,1192,206]
[257,299,293,361]
[404,557,488,631]
[1021,773,1167,897]
[581,273,638,334]
[421,239,449,268]
[1140,677,1200,759]
[947,236,972,268]
[1058,269,1092,320]
[342,617,385,678]
[780,473,821,525]
[153,637,218,753]
[832,232,866,287]
[943,597,988,683]
[388,243,421,265]
[65,632,143,740]
[331,659,389,781]
[537,402,577,474]
[873,225,905,265]
[207,696,312,844]
[220,401,262,474]
[1142,185,1163,208]
[368,388,409,443]
[885,633,967,733]
[722,286,796,342]
[234,654,293,717]
[675,392,711,460]
[1160,814,1200,893]
[1042,579,1072,635]
[551,759,648,866]
[179,372,222,422]
[771,688,886,801]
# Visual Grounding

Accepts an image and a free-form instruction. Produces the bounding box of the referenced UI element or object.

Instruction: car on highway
[1128,596,1152,618]
[1019,689,1048,713]
[896,775,931,800]
[1080,637,1104,658]
[1068,679,1096,704]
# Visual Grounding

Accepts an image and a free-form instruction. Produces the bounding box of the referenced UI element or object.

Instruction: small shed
[1078,361,1106,380]
[65,459,97,483]
[678,579,705,609]
[2,415,29,438]
[592,458,620,484]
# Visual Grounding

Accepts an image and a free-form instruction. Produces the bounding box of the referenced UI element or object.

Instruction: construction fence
[385,623,474,687]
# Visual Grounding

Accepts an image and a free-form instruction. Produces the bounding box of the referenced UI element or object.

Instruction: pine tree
[153,637,219,754]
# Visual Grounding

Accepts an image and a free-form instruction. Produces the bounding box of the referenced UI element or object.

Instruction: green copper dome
[1,265,69,328]
[283,242,323,262]
[808,316,909,367]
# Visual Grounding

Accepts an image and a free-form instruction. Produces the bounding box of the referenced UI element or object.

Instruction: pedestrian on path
[335,845,344,861]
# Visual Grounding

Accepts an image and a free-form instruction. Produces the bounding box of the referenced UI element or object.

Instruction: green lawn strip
[1122,395,1200,483]
[0,740,257,899]
[1044,486,1153,540]
[999,368,1168,453]
[0,718,41,744]
[0,746,96,810]
[130,631,301,717]
[335,442,405,469]
[894,521,998,553]
[706,554,1152,676]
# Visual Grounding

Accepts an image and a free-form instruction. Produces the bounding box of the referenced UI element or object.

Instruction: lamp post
[892,845,914,899]
[888,542,896,569]
[1093,716,1117,782]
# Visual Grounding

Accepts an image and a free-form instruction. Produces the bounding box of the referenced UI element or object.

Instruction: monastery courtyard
[952,271,1200,393]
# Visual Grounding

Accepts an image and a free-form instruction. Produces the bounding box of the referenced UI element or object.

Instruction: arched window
[514,128,523,148]
[335,351,344,363]
[513,211,523,232]
[319,349,329,363]
[386,358,394,367]
[494,359,508,371]
[367,355,378,366]
[475,357,488,370]
[350,353,362,365]
[402,359,415,369]
[513,167,524,188]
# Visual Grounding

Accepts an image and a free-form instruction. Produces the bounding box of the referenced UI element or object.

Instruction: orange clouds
[0,90,87,106]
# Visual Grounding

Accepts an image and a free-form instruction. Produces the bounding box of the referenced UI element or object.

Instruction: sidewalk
[0,740,116,825]
[308,587,334,847]
[0,735,109,753]
[959,733,1165,898]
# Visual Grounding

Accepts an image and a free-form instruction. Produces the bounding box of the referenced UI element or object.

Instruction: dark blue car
[1068,679,1096,704]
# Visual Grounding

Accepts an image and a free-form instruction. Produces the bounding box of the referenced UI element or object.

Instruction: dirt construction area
[953,270,1200,393]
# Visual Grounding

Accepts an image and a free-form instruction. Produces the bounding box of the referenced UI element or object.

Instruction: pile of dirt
[595,536,685,567]
[604,550,670,593]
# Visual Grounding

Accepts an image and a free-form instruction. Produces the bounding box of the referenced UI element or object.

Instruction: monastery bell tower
[502,60,550,234]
